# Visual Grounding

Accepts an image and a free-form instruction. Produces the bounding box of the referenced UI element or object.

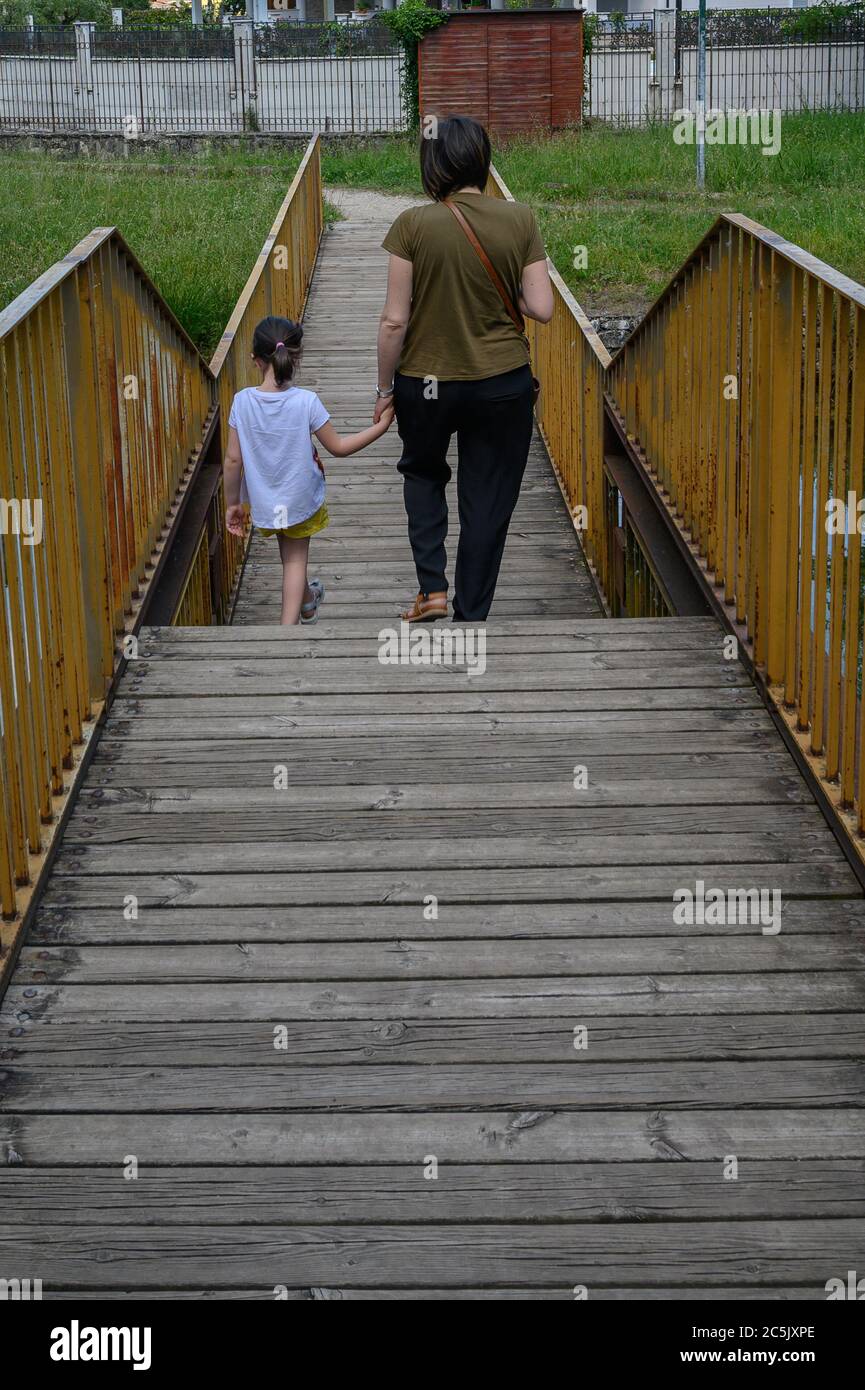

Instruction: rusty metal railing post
[608,210,865,873]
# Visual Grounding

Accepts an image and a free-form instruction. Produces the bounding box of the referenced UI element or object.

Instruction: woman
[374,114,554,624]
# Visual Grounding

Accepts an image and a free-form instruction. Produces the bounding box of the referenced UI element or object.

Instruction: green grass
[0,145,308,358]
[2,114,863,352]
[321,112,865,317]
[497,112,865,316]
[320,139,422,195]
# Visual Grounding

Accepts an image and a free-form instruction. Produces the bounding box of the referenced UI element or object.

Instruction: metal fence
[0,19,405,135]
[584,12,656,125]
[585,7,865,125]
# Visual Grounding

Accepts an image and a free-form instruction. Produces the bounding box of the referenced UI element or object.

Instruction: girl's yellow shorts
[259,502,329,540]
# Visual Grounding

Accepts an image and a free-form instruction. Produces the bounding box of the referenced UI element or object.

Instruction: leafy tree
[0,0,110,21]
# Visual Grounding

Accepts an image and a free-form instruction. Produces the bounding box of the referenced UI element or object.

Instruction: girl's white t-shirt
[228,385,329,530]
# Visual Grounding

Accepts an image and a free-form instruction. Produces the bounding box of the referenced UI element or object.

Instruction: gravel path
[324,186,427,221]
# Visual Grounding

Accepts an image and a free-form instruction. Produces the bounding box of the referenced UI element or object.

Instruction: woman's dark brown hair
[252,316,303,386]
[419,114,491,202]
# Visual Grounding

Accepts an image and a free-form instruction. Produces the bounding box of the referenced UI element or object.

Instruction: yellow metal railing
[609,213,865,844]
[486,165,612,603]
[172,528,213,629]
[0,226,212,927]
[0,134,325,941]
[210,134,323,454]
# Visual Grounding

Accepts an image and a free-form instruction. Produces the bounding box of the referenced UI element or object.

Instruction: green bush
[782,0,864,38]
[0,0,110,23]
[380,0,449,130]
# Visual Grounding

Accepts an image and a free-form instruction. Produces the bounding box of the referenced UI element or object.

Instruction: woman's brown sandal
[400,591,448,623]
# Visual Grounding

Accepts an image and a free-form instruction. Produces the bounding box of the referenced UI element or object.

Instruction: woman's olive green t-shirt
[381,191,546,382]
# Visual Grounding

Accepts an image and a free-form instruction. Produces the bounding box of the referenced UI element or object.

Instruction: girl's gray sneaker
[300,578,325,624]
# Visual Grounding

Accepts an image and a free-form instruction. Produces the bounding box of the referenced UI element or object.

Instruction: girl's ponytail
[252,315,303,386]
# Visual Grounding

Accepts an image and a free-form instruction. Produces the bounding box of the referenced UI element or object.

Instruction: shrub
[380,0,449,130]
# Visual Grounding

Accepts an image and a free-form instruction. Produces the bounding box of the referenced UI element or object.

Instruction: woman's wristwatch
[375,383,394,398]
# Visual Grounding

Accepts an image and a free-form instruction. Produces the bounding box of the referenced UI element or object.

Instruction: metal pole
[696,0,706,189]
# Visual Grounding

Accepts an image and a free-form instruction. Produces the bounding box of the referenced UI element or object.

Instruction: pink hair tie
[275,341,285,349]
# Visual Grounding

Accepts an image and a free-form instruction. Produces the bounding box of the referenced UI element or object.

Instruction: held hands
[373,391,394,426]
[377,401,396,431]
[225,504,246,538]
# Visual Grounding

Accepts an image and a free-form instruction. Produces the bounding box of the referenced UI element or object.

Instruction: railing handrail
[486,162,612,370]
[210,132,321,377]
[617,210,865,362]
[726,212,865,307]
[0,231,116,340]
[0,224,212,365]
[0,131,324,967]
[608,195,865,877]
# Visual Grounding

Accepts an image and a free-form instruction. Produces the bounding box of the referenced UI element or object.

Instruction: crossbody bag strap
[443,198,527,339]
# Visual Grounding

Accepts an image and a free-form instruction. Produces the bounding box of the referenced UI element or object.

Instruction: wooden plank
[96,710,776,744]
[92,732,782,767]
[140,627,727,656]
[31,1287,833,1300]
[3,1110,864,1164]
[27,897,863,946]
[116,670,753,695]
[72,773,809,816]
[51,829,844,875]
[119,650,747,679]
[82,750,799,790]
[36,861,859,906]
[2,1162,862,1224]
[15,933,865,985]
[107,687,766,715]
[3,1060,863,1112]
[61,803,826,848]
[1,1220,864,1287]
[6,1016,864,1067]
[5,972,864,1023]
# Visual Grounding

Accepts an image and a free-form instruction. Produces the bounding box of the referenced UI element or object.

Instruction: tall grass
[2,114,862,346]
[0,146,306,357]
[325,114,865,314]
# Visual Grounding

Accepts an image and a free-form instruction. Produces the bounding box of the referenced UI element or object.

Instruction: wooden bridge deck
[2,212,865,1299]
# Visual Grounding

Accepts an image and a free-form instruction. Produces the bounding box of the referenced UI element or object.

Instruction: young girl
[224,315,394,625]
